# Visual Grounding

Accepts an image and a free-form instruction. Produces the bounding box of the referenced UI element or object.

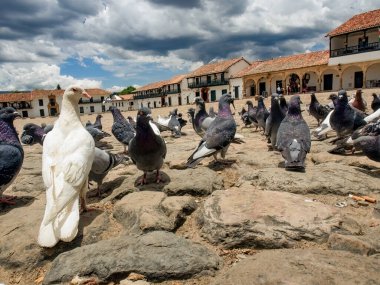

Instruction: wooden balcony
[330,41,380,57]
[188,79,229,89]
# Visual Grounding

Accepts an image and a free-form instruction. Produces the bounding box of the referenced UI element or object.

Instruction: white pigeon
[38,85,95,248]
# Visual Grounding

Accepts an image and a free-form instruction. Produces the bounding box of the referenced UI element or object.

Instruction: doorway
[354,71,363,88]
[178,96,182,105]
[201,88,209,102]
[210,90,216,102]
[259,82,266,96]
[323,74,333,91]
[234,86,239,99]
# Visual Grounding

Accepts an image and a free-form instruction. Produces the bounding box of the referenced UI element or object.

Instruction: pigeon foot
[155,170,164,184]
[137,173,147,185]
[0,195,17,205]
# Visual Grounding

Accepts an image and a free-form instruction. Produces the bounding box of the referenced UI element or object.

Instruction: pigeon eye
[72,87,77,92]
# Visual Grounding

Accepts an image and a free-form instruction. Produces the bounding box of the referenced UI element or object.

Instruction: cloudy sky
[0,0,378,91]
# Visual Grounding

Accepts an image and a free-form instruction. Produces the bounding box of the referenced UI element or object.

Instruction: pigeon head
[246,100,253,106]
[194,97,206,110]
[97,114,103,118]
[0,107,20,122]
[63,85,91,102]
[288,95,302,116]
[137,107,152,123]
[21,123,45,145]
[372,93,378,99]
[218,93,235,116]
[356,89,363,98]
[336,90,349,107]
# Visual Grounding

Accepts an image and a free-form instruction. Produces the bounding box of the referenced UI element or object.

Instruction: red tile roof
[0,88,110,103]
[119,94,134,100]
[327,9,380,37]
[0,92,32,103]
[165,74,187,85]
[187,57,249,77]
[235,50,329,77]
[134,79,168,92]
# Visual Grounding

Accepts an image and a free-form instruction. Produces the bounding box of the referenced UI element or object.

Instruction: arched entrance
[321,69,339,91]
[366,63,380,88]
[245,79,256,96]
[257,77,267,96]
[301,71,319,92]
[48,95,59,116]
[286,73,301,94]
[271,75,283,95]
[342,65,363,90]
[201,87,209,102]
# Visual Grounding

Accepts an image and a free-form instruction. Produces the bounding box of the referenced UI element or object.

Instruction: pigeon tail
[186,142,216,168]
[283,139,306,171]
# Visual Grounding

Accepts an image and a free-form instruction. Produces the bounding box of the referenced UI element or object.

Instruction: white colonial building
[0,88,111,118]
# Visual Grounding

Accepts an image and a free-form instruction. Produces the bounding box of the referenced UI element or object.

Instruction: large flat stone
[114,191,197,232]
[211,249,380,285]
[199,188,340,248]
[244,162,380,196]
[43,231,221,284]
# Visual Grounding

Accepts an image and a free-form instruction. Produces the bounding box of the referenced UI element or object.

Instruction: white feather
[38,86,95,248]
[364,108,380,123]
[192,142,216,160]
[314,110,333,136]
[149,120,161,135]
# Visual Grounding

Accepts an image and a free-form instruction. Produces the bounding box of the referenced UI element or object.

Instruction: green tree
[56,84,61,90]
[119,86,136,95]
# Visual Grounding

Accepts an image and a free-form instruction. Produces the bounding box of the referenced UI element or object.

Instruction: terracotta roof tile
[187,57,249,77]
[30,88,110,100]
[327,9,380,37]
[0,92,32,103]
[134,79,168,92]
[165,74,187,85]
[237,50,329,77]
[119,94,134,100]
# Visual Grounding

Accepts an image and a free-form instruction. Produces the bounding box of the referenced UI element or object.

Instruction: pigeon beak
[82,91,91,99]
[13,111,21,118]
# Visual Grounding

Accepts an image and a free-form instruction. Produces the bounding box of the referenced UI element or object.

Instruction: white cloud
[0,63,101,90]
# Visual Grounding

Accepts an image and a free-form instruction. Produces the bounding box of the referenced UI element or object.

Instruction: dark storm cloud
[0,0,103,40]
[147,0,202,8]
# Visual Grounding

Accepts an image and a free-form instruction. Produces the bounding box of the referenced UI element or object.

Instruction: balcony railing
[133,93,164,100]
[330,41,380,57]
[0,101,32,109]
[188,79,229,89]
[164,89,181,95]
[79,99,103,104]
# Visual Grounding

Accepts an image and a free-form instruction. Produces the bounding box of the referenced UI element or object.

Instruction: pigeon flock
[1,85,380,248]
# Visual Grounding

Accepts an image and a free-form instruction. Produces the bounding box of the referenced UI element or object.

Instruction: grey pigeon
[41,123,54,134]
[209,106,218,118]
[371,93,380,112]
[351,121,380,162]
[330,90,367,139]
[239,107,252,127]
[89,148,129,195]
[187,93,236,168]
[192,97,215,137]
[86,114,103,130]
[0,107,23,204]
[85,125,111,143]
[21,123,128,195]
[109,106,136,153]
[177,113,187,128]
[128,107,167,185]
[127,116,136,130]
[276,95,311,171]
[156,114,182,137]
[256,96,270,132]
[265,96,285,150]
[246,100,259,130]
[279,95,288,116]
[309,93,330,126]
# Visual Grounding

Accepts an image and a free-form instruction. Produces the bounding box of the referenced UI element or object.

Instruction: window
[39,99,43,106]
[195,91,200,97]
[79,106,84,113]
[22,110,28,117]
[222,89,228,95]
[40,109,45,117]
[90,106,95,113]
[101,96,104,102]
